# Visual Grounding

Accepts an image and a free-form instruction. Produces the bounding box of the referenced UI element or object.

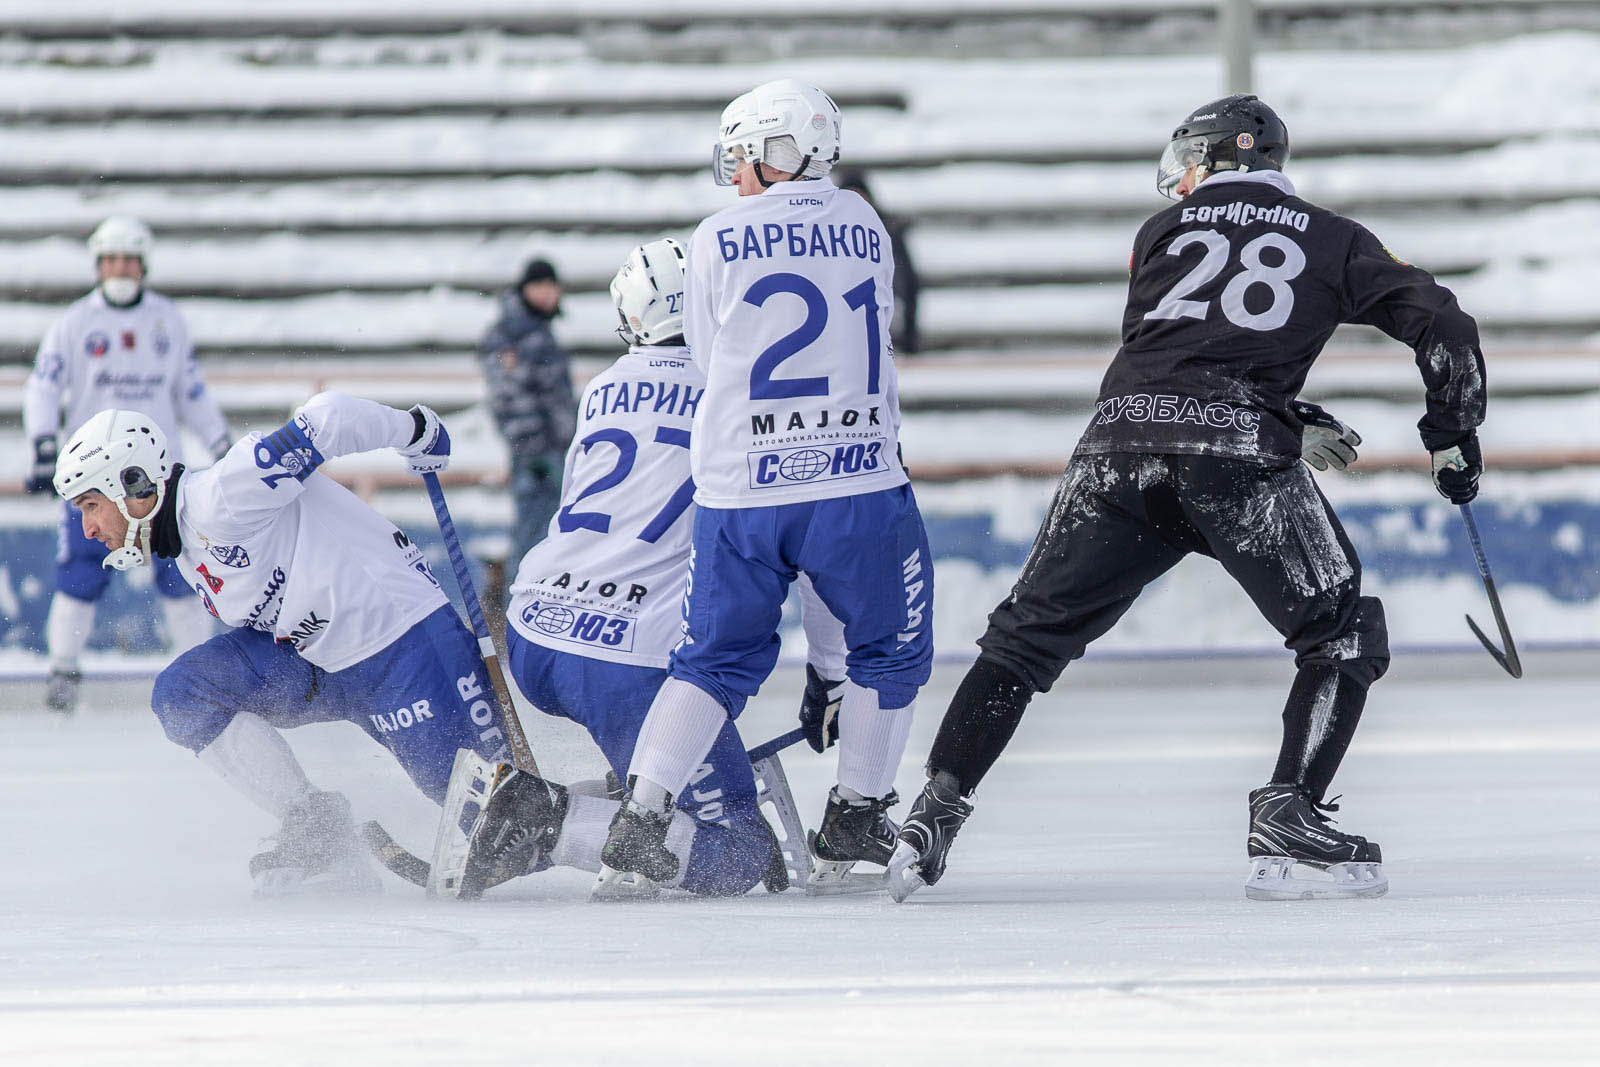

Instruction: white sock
[162,595,214,655]
[197,712,314,819]
[549,792,616,873]
[836,684,916,799]
[551,793,697,888]
[627,678,728,801]
[46,593,96,672]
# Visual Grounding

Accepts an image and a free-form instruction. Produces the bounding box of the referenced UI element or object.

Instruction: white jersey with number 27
[508,347,705,669]
[684,178,908,510]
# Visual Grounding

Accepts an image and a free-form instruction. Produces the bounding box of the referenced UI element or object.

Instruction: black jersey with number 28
[1076,172,1486,467]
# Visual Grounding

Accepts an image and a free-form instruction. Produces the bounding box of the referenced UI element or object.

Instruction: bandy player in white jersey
[51,395,513,895]
[450,240,851,898]
[597,80,934,894]
[23,217,231,713]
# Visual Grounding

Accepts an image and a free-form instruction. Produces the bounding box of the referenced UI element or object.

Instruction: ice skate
[593,795,677,901]
[805,787,899,895]
[45,669,81,714]
[249,790,381,898]
[1244,783,1387,901]
[887,772,971,903]
[457,764,569,901]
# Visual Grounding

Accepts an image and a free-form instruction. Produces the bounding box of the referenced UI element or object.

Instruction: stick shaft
[422,472,539,772]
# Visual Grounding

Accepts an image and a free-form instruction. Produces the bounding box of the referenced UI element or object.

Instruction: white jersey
[684,178,908,509]
[508,346,703,669]
[23,288,228,455]
[170,391,448,672]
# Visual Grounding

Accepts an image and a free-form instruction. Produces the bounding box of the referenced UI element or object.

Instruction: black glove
[1290,400,1361,472]
[24,436,57,494]
[1431,430,1482,505]
[798,663,846,753]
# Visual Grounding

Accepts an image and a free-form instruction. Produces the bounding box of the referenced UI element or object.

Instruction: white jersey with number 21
[685,178,907,510]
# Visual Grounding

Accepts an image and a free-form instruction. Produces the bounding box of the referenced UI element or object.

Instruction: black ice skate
[593,793,678,900]
[805,787,899,895]
[1245,783,1387,900]
[887,772,972,903]
[249,790,381,898]
[45,668,80,714]
[458,767,570,901]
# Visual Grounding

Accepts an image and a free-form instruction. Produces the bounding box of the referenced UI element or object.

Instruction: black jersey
[1076,172,1486,466]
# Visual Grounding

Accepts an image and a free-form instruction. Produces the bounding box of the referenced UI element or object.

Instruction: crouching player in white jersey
[595,80,934,894]
[23,217,231,713]
[458,239,846,897]
[51,397,513,895]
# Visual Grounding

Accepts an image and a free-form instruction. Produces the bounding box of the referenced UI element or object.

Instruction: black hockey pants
[978,452,1389,689]
[933,452,1389,799]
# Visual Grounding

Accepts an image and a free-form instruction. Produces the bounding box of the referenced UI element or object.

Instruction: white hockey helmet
[712,78,841,187]
[53,409,172,572]
[610,237,688,346]
[88,216,153,304]
[88,215,154,263]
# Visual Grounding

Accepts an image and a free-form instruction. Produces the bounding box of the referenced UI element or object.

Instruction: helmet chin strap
[102,483,166,572]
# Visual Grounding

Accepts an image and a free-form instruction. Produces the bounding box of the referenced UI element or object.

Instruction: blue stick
[422,472,539,769]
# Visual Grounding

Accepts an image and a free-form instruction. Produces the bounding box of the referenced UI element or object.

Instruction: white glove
[399,404,451,476]
[1292,400,1361,472]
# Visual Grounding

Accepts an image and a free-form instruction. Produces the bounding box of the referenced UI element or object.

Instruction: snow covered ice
[3,655,1596,1064]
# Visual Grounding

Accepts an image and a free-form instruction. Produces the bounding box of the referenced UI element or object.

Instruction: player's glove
[798,663,846,753]
[1291,400,1361,472]
[1430,430,1482,505]
[400,404,451,476]
[24,435,57,494]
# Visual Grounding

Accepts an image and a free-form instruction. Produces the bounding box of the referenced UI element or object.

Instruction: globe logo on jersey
[85,331,110,358]
[532,605,576,635]
[778,449,831,482]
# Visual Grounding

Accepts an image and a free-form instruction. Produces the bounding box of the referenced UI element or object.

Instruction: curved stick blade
[1465,613,1523,679]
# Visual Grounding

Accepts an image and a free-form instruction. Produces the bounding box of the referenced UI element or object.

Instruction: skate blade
[885,840,927,903]
[591,864,663,902]
[804,830,889,896]
[1244,856,1389,901]
[804,859,888,897]
[428,749,502,900]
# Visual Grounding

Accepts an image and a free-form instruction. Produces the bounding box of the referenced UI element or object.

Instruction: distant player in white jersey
[51,396,514,895]
[22,217,231,714]
[452,239,849,897]
[597,80,934,894]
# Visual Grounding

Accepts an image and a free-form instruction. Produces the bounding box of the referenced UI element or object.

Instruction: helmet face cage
[52,411,171,571]
[610,238,688,346]
[710,79,841,186]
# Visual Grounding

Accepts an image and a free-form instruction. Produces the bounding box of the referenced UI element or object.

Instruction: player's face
[74,491,128,548]
[96,253,145,284]
[1174,163,1205,199]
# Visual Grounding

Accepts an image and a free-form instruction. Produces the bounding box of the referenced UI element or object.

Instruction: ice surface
[1,655,1596,1064]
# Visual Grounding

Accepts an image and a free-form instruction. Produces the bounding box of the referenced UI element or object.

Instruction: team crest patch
[1236,132,1255,150]
[209,543,251,568]
[85,331,110,357]
[121,330,137,349]
[153,329,171,355]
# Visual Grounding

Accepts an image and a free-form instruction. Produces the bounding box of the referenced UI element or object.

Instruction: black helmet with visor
[1156,94,1291,200]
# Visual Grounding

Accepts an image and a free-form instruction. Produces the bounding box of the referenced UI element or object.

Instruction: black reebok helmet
[1156,94,1291,200]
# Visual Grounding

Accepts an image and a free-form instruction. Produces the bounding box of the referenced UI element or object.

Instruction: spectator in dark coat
[479,258,578,565]
[835,167,921,355]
